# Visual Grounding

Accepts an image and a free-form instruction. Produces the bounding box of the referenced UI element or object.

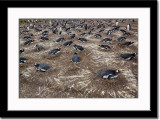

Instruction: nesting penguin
[56,38,65,43]
[93,69,121,79]
[106,30,112,35]
[20,49,24,54]
[117,37,126,41]
[36,44,44,51]
[24,40,34,45]
[78,38,88,42]
[72,52,80,64]
[99,45,112,50]
[120,53,137,60]
[94,34,102,38]
[23,36,31,40]
[119,41,134,46]
[48,48,61,55]
[20,57,27,64]
[70,34,75,39]
[63,40,73,46]
[73,44,84,51]
[34,63,53,72]
[101,38,112,42]
[40,37,49,41]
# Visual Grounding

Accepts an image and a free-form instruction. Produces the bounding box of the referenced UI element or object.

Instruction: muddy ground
[19,19,138,98]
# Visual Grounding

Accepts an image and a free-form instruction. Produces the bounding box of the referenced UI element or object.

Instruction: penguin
[73,44,84,51]
[48,48,61,55]
[124,32,131,36]
[36,44,44,51]
[99,45,112,50]
[106,30,112,35]
[63,40,73,46]
[78,38,88,42]
[93,69,121,79]
[40,37,49,41]
[94,34,102,38]
[65,27,70,31]
[42,31,48,35]
[34,63,53,72]
[120,29,126,34]
[99,29,104,33]
[20,57,27,64]
[24,40,34,45]
[112,26,119,31]
[20,49,24,54]
[70,34,75,39]
[91,28,94,31]
[23,36,31,40]
[117,37,126,41]
[56,38,65,43]
[101,38,112,42]
[115,21,119,26]
[76,29,81,32]
[80,33,86,36]
[119,41,134,46]
[72,52,80,64]
[88,31,92,34]
[120,53,137,60]
[126,24,131,30]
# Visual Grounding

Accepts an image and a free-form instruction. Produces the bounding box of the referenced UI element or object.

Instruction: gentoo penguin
[93,69,121,79]
[119,41,134,46]
[106,30,112,35]
[72,52,80,64]
[23,36,31,40]
[20,57,27,64]
[117,37,126,41]
[20,49,24,54]
[70,34,75,39]
[73,44,84,51]
[88,31,92,34]
[65,27,70,31]
[112,26,119,31]
[63,40,73,46]
[120,53,137,60]
[99,45,112,50]
[36,44,44,51]
[99,29,104,33]
[91,28,94,31]
[120,29,126,34]
[78,38,88,42]
[34,63,53,72]
[80,33,86,36]
[48,48,61,55]
[115,21,119,26]
[101,38,112,42]
[94,34,102,38]
[40,37,49,41]
[124,32,131,36]
[76,29,81,32]
[56,37,65,43]
[126,24,131,30]
[24,40,34,45]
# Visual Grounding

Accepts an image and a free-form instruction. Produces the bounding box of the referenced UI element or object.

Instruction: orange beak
[120,71,123,74]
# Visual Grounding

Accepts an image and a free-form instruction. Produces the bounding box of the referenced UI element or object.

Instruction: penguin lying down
[93,69,122,79]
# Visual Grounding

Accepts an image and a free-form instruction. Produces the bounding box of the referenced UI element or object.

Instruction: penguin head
[74,52,78,55]
[116,70,120,73]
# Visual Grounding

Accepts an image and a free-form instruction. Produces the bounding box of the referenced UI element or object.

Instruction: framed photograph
[2,0,157,118]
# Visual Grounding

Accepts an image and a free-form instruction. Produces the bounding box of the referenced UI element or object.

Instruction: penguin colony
[20,19,138,98]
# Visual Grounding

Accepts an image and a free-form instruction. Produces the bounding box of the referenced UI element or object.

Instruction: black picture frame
[2,0,157,118]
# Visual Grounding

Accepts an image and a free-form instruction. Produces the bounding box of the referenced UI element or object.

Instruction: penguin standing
[115,20,118,26]
[126,24,131,30]
[72,52,80,64]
